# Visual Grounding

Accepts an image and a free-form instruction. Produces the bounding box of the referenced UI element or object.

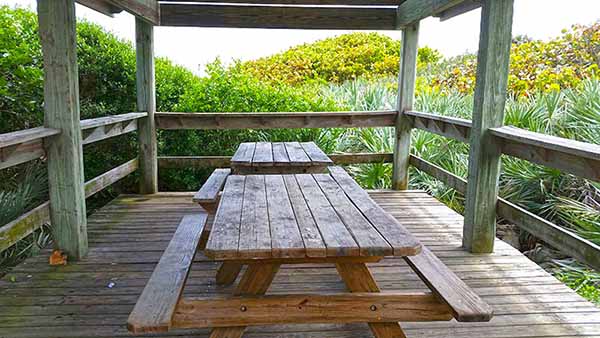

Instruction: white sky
[4,0,600,75]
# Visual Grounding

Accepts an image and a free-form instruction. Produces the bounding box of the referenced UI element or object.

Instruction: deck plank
[1,191,598,338]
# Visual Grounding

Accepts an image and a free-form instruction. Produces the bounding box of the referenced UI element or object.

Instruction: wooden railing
[0,112,146,252]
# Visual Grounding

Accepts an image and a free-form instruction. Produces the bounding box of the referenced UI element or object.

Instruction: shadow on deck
[1,190,599,338]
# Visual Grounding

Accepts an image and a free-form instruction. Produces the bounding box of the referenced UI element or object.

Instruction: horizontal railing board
[491,126,600,182]
[409,155,600,271]
[80,112,147,130]
[405,110,471,143]
[0,127,60,148]
[155,111,397,130]
[159,3,398,30]
[157,153,393,168]
[0,158,139,253]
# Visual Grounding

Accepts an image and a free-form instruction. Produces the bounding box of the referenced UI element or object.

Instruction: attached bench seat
[406,246,493,322]
[192,168,230,213]
[127,213,208,334]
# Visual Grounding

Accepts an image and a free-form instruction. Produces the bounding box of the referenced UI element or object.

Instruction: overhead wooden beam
[155,111,397,130]
[392,22,419,190]
[159,4,397,30]
[136,19,158,194]
[75,0,122,17]
[435,0,481,21]
[396,0,472,28]
[108,0,159,24]
[37,0,88,260]
[463,0,514,253]
[159,0,404,4]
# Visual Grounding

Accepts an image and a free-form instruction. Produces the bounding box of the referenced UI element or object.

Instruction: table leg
[216,262,243,286]
[336,262,407,338]
[209,263,280,338]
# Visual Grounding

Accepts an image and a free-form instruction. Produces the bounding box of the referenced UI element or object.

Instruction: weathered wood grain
[107,0,159,24]
[160,4,397,30]
[76,0,122,17]
[155,111,397,130]
[192,168,231,204]
[127,213,207,333]
[173,292,452,328]
[392,22,419,190]
[300,142,333,165]
[159,0,405,5]
[463,0,514,253]
[84,159,138,198]
[135,18,158,194]
[396,0,470,27]
[251,142,274,167]
[271,142,289,165]
[284,142,311,165]
[37,0,88,260]
[405,110,472,143]
[231,142,256,167]
[239,175,271,258]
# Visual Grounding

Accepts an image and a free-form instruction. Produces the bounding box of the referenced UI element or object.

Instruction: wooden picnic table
[230,141,333,174]
[129,163,493,337]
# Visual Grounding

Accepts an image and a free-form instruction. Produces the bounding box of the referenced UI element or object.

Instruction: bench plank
[314,173,392,257]
[231,142,255,166]
[192,168,231,203]
[301,142,333,165]
[329,166,421,256]
[405,246,493,322]
[283,175,327,257]
[252,142,274,167]
[127,213,208,333]
[238,175,271,258]
[272,142,290,166]
[205,176,246,259]
[265,175,305,258]
[284,142,311,165]
[295,174,359,256]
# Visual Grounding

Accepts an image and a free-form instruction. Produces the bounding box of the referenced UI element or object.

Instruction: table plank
[231,142,255,166]
[313,174,392,256]
[295,174,359,256]
[283,175,327,257]
[265,175,305,258]
[272,142,290,166]
[301,142,333,165]
[238,175,271,258]
[252,142,274,167]
[205,176,246,259]
[328,166,421,256]
[284,142,311,165]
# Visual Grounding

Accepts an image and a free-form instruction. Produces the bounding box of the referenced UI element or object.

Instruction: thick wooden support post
[336,262,407,338]
[392,23,419,190]
[37,0,88,260]
[463,0,514,253]
[216,262,243,286]
[136,18,158,194]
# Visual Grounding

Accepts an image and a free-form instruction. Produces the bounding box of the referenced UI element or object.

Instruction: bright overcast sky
[4,0,600,75]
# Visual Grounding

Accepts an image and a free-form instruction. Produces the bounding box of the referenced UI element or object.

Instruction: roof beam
[435,0,481,21]
[109,0,159,24]
[396,0,476,28]
[159,4,397,30]
[159,0,404,4]
[76,0,123,16]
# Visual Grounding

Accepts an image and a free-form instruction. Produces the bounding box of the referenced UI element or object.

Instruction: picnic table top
[205,166,422,260]
[231,141,333,168]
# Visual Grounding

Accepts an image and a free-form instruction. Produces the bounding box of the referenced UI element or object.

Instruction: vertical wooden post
[463,0,514,253]
[392,23,419,190]
[136,18,158,194]
[37,0,88,259]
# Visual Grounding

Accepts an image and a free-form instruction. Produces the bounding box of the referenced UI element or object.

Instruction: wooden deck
[1,190,599,338]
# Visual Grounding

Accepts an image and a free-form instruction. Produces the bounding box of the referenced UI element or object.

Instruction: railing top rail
[80,112,148,130]
[0,127,60,149]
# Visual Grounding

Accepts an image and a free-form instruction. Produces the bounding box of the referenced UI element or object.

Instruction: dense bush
[241,32,441,86]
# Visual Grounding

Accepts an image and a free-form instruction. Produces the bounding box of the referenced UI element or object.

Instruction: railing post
[392,22,419,190]
[463,0,514,253]
[37,0,88,259]
[136,18,158,194]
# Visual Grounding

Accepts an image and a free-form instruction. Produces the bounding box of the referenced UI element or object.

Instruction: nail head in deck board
[271,142,290,166]
[238,175,271,258]
[313,174,392,256]
[251,142,274,167]
[159,4,398,30]
[264,175,305,258]
[300,142,334,165]
[231,142,256,166]
[282,175,327,257]
[205,176,246,259]
[295,174,359,256]
[328,166,421,256]
[405,246,493,322]
[127,213,207,333]
[284,142,312,165]
[192,168,231,203]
